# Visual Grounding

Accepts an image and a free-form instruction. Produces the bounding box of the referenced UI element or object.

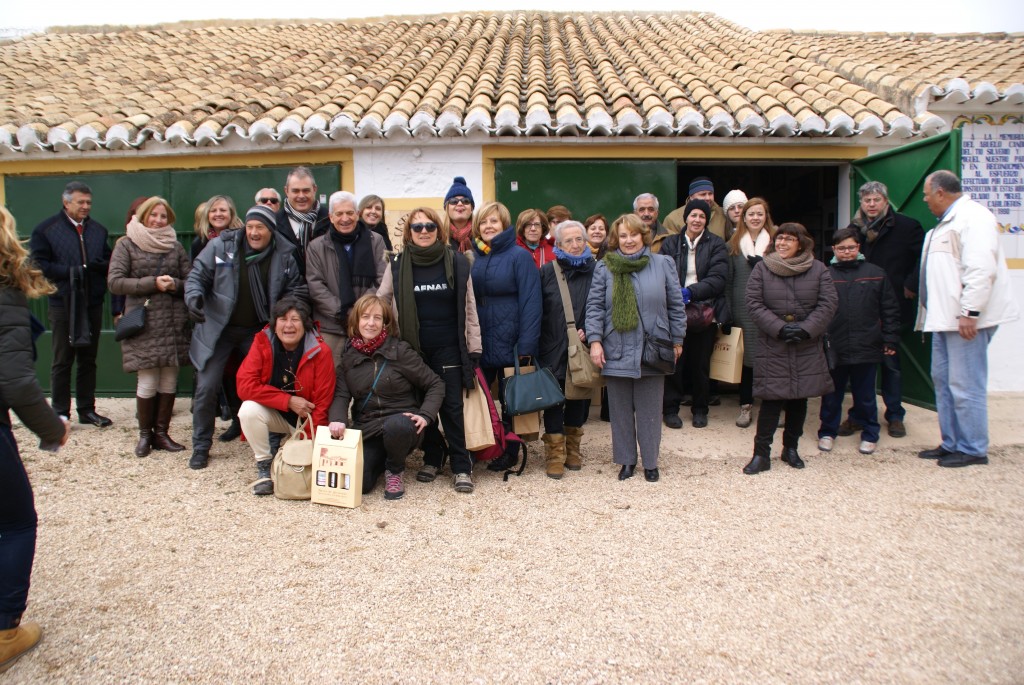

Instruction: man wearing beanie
[274,166,331,273]
[184,204,306,470]
[443,176,476,253]
[664,176,728,239]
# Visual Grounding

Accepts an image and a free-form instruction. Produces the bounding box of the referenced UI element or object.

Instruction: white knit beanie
[722,189,749,212]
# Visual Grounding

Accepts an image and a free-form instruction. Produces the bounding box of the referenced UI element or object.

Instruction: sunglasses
[410,222,438,233]
[448,197,472,206]
[258,197,280,205]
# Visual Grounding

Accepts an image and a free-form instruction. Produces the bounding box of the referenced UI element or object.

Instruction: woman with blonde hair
[725,198,777,428]
[108,196,192,457]
[191,195,242,260]
[358,194,393,252]
[0,207,70,673]
[376,207,482,493]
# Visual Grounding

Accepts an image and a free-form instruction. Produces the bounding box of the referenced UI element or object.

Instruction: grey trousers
[606,374,665,469]
[192,324,258,451]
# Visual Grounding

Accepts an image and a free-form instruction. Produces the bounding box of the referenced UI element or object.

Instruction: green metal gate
[850,129,963,409]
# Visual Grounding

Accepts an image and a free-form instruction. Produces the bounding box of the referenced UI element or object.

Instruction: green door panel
[7,163,342,396]
[850,129,962,409]
[495,159,677,226]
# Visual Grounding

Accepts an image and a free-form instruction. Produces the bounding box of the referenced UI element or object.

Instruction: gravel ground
[6,395,1023,684]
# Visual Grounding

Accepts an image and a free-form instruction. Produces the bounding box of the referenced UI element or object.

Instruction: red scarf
[351,329,388,356]
[451,223,473,252]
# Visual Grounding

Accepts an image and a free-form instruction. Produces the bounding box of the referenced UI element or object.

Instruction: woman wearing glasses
[515,208,555,269]
[742,222,838,475]
[306,191,387,366]
[191,195,243,261]
[236,297,336,496]
[375,207,482,493]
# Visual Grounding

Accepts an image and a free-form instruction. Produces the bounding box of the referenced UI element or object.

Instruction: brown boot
[152,393,185,452]
[134,396,157,457]
[0,621,42,674]
[564,426,584,471]
[542,433,566,479]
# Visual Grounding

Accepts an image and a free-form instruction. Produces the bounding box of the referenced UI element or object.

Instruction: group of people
[0,165,1018,672]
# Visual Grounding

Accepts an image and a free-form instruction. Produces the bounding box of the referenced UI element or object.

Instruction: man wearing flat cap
[664,176,728,239]
[184,204,306,470]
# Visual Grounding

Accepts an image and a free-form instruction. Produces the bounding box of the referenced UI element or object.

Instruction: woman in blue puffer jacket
[470,201,542,437]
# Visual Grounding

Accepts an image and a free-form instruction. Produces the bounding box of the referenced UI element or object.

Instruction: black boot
[781,447,805,469]
[253,459,273,496]
[152,393,185,452]
[743,454,770,475]
[134,396,157,458]
[219,417,241,442]
[189,449,209,470]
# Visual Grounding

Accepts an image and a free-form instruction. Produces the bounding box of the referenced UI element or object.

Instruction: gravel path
[7,396,1023,684]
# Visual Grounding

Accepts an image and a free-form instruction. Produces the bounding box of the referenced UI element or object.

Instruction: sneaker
[735,404,752,428]
[818,436,834,452]
[383,470,405,500]
[887,419,907,438]
[454,473,474,493]
[859,440,877,455]
[416,464,439,483]
[837,419,862,437]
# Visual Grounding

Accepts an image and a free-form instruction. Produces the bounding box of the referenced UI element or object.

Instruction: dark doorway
[676,163,839,260]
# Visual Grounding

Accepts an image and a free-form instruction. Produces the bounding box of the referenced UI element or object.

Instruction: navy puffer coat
[471,227,541,368]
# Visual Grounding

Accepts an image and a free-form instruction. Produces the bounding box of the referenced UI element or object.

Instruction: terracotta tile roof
[1,12,1021,156]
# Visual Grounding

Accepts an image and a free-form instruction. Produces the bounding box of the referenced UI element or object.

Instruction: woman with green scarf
[376,207,482,494]
[585,214,687,482]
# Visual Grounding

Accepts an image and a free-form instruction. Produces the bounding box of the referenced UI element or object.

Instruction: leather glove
[681,287,692,305]
[720,323,732,335]
[780,323,809,342]
[747,255,762,268]
[187,304,206,324]
[469,352,482,368]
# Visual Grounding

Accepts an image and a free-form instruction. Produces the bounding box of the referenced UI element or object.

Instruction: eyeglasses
[258,197,280,205]
[775,235,798,243]
[834,245,860,253]
[448,197,472,206]
[524,221,543,228]
[410,222,438,233]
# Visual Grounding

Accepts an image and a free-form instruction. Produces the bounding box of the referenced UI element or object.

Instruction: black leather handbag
[114,299,149,341]
[503,345,565,416]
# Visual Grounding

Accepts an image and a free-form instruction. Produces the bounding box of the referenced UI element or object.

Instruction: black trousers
[543,378,590,433]
[0,425,36,629]
[753,398,808,457]
[420,347,472,475]
[48,305,103,417]
[361,414,423,493]
[664,325,716,415]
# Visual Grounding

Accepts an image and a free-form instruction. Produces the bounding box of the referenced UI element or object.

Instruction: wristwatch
[961,308,981,318]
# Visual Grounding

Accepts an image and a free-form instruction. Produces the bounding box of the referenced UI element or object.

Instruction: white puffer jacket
[915,194,1019,332]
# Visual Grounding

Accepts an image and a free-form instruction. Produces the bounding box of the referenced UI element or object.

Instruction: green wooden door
[6,163,341,396]
[494,159,677,226]
[850,129,963,409]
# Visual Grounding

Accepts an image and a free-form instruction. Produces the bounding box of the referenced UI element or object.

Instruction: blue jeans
[932,327,996,457]
[0,424,37,629]
[879,348,905,422]
[820,363,880,442]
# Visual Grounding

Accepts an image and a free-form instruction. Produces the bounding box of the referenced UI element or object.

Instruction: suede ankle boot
[542,433,566,479]
[564,426,584,470]
[0,620,42,673]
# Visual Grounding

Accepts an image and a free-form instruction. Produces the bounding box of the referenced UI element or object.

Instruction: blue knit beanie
[444,176,475,207]
[688,176,714,196]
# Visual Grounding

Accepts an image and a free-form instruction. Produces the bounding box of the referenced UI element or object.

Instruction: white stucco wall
[353,144,484,202]
[988,270,1024,391]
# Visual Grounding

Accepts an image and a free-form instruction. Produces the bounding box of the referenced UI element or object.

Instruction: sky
[2,0,1023,36]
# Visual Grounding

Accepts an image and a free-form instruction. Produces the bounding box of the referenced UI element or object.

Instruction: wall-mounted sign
[961,123,1023,258]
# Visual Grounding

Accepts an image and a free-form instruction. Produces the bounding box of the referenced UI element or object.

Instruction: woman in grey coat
[108,196,192,457]
[742,222,838,475]
[586,214,686,482]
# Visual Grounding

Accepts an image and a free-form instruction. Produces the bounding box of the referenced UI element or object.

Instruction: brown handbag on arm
[552,261,603,399]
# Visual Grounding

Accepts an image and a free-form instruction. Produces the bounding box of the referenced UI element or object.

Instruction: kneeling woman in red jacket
[237,297,336,496]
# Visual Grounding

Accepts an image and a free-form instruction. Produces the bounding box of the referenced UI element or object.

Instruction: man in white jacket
[916,170,1020,467]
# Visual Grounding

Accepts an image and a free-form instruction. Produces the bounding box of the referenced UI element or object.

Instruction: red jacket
[237,326,336,437]
[516,235,556,269]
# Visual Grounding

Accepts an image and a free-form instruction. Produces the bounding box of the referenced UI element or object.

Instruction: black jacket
[274,204,331,274]
[847,206,923,326]
[827,259,901,366]
[29,209,112,308]
[660,230,731,326]
[538,256,596,381]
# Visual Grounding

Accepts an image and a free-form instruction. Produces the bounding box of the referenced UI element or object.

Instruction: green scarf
[603,251,650,332]
[395,240,454,354]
